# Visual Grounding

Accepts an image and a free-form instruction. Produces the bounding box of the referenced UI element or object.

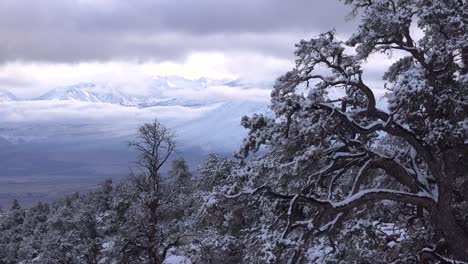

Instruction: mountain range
[0,76,273,206]
[0,76,272,144]
[34,82,143,106]
[0,75,271,175]
[1,76,270,107]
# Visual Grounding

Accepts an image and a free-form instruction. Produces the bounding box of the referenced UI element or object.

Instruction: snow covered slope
[34,83,142,106]
[175,100,270,152]
[32,76,271,108]
[0,89,17,102]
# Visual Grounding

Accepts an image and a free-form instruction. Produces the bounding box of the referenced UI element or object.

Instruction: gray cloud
[0,75,34,88]
[0,0,354,63]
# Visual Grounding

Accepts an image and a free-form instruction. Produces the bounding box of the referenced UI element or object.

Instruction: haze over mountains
[33,77,225,106]
[0,89,17,102]
[1,76,271,142]
[0,76,271,207]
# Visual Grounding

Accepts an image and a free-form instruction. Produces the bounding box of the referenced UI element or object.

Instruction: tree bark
[462,46,468,75]
[431,183,468,260]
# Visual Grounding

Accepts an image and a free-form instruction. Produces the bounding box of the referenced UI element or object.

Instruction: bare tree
[123,119,183,264]
[129,119,176,193]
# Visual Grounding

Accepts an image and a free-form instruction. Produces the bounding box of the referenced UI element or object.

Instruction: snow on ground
[163,255,192,264]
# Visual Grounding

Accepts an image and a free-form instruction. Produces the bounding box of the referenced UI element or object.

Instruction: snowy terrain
[0,89,17,102]
[0,76,271,207]
[0,76,271,150]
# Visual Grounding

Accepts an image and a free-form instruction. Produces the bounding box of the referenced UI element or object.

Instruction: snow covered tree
[17,201,50,262]
[39,194,84,263]
[189,154,245,263]
[198,154,236,192]
[226,0,468,262]
[168,157,196,223]
[10,199,20,211]
[0,200,25,263]
[93,178,113,212]
[169,158,193,189]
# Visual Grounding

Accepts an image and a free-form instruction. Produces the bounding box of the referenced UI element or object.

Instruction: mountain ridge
[0,89,17,102]
[0,75,273,153]
[28,76,272,108]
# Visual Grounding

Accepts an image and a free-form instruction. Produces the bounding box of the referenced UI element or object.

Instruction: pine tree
[224,0,468,262]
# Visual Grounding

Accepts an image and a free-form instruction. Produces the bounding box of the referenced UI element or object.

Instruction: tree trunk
[462,46,468,75]
[431,193,468,260]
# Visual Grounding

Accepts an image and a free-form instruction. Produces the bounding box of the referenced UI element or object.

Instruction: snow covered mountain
[32,76,272,108]
[0,76,273,203]
[0,89,17,102]
[34,83,142,106]
[151,76,222,90]
[1,76,273,151]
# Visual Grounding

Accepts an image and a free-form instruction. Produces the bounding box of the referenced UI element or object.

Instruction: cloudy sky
[0,1,400,203]
[0,0,361,98]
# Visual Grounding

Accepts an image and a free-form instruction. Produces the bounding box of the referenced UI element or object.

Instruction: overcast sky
[0,0,366,98]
